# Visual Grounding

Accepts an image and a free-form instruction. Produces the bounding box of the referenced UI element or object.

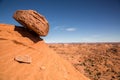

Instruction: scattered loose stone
[14,55,32,64]
[40,66,46,70]
[13,10,49,36]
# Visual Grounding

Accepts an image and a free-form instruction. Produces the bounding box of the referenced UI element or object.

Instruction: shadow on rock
[14,25,43,43]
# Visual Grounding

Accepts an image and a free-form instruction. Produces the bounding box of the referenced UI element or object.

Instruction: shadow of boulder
[14,26,43,43]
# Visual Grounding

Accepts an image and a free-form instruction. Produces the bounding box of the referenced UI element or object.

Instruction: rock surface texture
[13,10,49,36]
[14,55,32,64]
[0,24,90,80]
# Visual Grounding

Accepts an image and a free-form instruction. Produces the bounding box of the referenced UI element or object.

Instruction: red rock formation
[13,10,49,36]
[0,24,90,80]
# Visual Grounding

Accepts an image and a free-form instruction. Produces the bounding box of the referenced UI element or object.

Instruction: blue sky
[0,0,120,43]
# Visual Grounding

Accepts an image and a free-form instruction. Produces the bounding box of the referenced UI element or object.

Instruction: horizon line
[46,41,120,44]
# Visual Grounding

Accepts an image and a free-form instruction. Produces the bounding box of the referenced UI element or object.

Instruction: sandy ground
[49,43,120,80]
[0,24,90,80]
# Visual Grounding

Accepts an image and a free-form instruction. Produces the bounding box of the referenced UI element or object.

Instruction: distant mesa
[13,10,49,36]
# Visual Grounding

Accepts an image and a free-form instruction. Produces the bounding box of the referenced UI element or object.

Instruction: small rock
[14,55,32,64]
[13,10,49,36]
[40,66,46,70]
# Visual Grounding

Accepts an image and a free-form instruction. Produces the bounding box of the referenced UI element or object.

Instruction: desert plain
[49,43,120,80]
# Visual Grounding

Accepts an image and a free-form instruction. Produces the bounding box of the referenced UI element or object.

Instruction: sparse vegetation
[49,43,120,80]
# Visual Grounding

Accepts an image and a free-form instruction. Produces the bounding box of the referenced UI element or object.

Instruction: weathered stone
[40,66,46,70]
[13,10,49,36]
[14,55,32,64]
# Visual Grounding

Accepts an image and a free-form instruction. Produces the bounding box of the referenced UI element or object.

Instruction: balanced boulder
[13,10,49,36]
